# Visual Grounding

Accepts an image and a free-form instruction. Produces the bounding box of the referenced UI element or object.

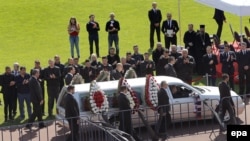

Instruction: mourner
[140,52,155,77]
[175,49,195,84]
[64,66,76,85]
[107,47,120,69]
[110,63,123,80]
[11,62,19,117]
[54,55,65,90]
[156,49,170,76]
[183,24,196,58]
[202,46,218,86]
[80,59,95,83]
[220,44,236,90]
[152,42,164,66]
[131,45,144,77]
[165,56,177,77]
[169,45,181,59]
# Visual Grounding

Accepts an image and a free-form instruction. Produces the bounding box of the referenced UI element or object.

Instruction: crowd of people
[0,2,249,140]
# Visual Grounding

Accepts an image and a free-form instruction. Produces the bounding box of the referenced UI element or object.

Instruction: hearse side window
[169,85,192,99]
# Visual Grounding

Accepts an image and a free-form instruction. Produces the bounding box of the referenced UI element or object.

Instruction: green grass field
[0,0,249,126]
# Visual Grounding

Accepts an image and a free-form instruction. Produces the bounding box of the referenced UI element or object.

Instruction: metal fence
[0,96,249,141]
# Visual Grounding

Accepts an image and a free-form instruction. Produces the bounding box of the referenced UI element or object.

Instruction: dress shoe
[39,123,46,129]
[25,124,32,130]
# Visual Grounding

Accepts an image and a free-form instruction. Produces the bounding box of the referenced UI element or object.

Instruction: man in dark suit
[140,52,155,77]
[236,42,250,96]
[1,66,15,122]
[195,25,211,75]
[132,45,144,76]
[64,85,79,141]
[202,46,218,86]
[175,49,195,84]
[11,62,19,117]
[213,9,226,39]
[157,81,171,140]
[183,24,196,58]
[26,69,46,129]
[54,55,65,91]
[165,56,177,77]
[65,66,76,85]
[44,59,61,116]
[220,44,236,90]
[118,85,132,134]
[30,60,45,116]
[152,42,164,66]
[148,2,162,49]
[80,60,95,83]
[218,74,237,128]
[161,13,179,49]
[105,12,120,55]
[156,49,169,76]
[169,45,181,59]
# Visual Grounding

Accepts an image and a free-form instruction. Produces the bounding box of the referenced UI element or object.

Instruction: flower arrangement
[118,77,140,113]
[145,74,159,110]
[89,80,109,114]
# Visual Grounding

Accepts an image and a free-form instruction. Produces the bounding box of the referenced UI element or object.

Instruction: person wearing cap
[86,14,100,57]
[11,62,19,117]
[195,24,211,75]
[213,9,226,39]
[64,85,79,141]
[236,42,250,97]
[30,60,45,116]
[107,47,120,69]
[148,2,162,49]
[25,69,46,129]
[105,12,120,55]
[161,13,179,49]
[220,43,236,90]
[68,17,80,58]
[183,24,196,58]
[140,52,155,77]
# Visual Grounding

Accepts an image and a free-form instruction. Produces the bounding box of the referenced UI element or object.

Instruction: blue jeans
[18,93,32,118]
[69,36,80,58]
[108,34,119,55]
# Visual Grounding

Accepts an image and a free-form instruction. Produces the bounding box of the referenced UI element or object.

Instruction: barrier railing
[0,97,248,141]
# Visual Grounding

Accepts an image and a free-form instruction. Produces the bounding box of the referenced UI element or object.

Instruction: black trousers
[3,93,13,119]
[47,86,60,115]
[215,19,223,39]
[41,84,45,114]
[220,99,236,124]
[157,112,171,135]
[67,118,79,141]
[150,24,161,48]
[119,111,132,135]
[89,34,99,57]
[28,102,43,124]
[164,36,177,49]
[238,70,250,95]
[12,88,18,114]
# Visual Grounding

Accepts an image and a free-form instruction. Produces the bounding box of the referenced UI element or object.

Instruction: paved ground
[0,99,249,141]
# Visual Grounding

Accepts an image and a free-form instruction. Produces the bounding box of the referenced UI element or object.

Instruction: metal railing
[0,97,248,141]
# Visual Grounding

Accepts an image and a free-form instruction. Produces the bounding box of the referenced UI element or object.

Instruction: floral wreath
[145,74,159,110]
[118,77,140,113]
[89,80,109,114]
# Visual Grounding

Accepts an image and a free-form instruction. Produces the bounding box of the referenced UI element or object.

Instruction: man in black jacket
[152,42,164,66]
[44,59,61,116]
[26,69,46,129]
[220,44,236,90]
[106,12,120,55]
[86,14,100,57]
[64,66,75,85]
[202,46,218,86]
[156,49,169,76]
[118,85,132,134]
[161,13,179,49]
[1,66,15,122]
[183,24,196,58]
[165,56,177,77]
[157,81,170,140]
[219,74,236,128]
[213,9,226,39]
[236,42,250,96]
[54,55,65,91]
[148,2,162,49]
[80,60,95,83]
[64,85,79,141]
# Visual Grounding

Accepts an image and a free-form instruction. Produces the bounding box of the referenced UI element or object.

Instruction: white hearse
[56,76,245,127]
